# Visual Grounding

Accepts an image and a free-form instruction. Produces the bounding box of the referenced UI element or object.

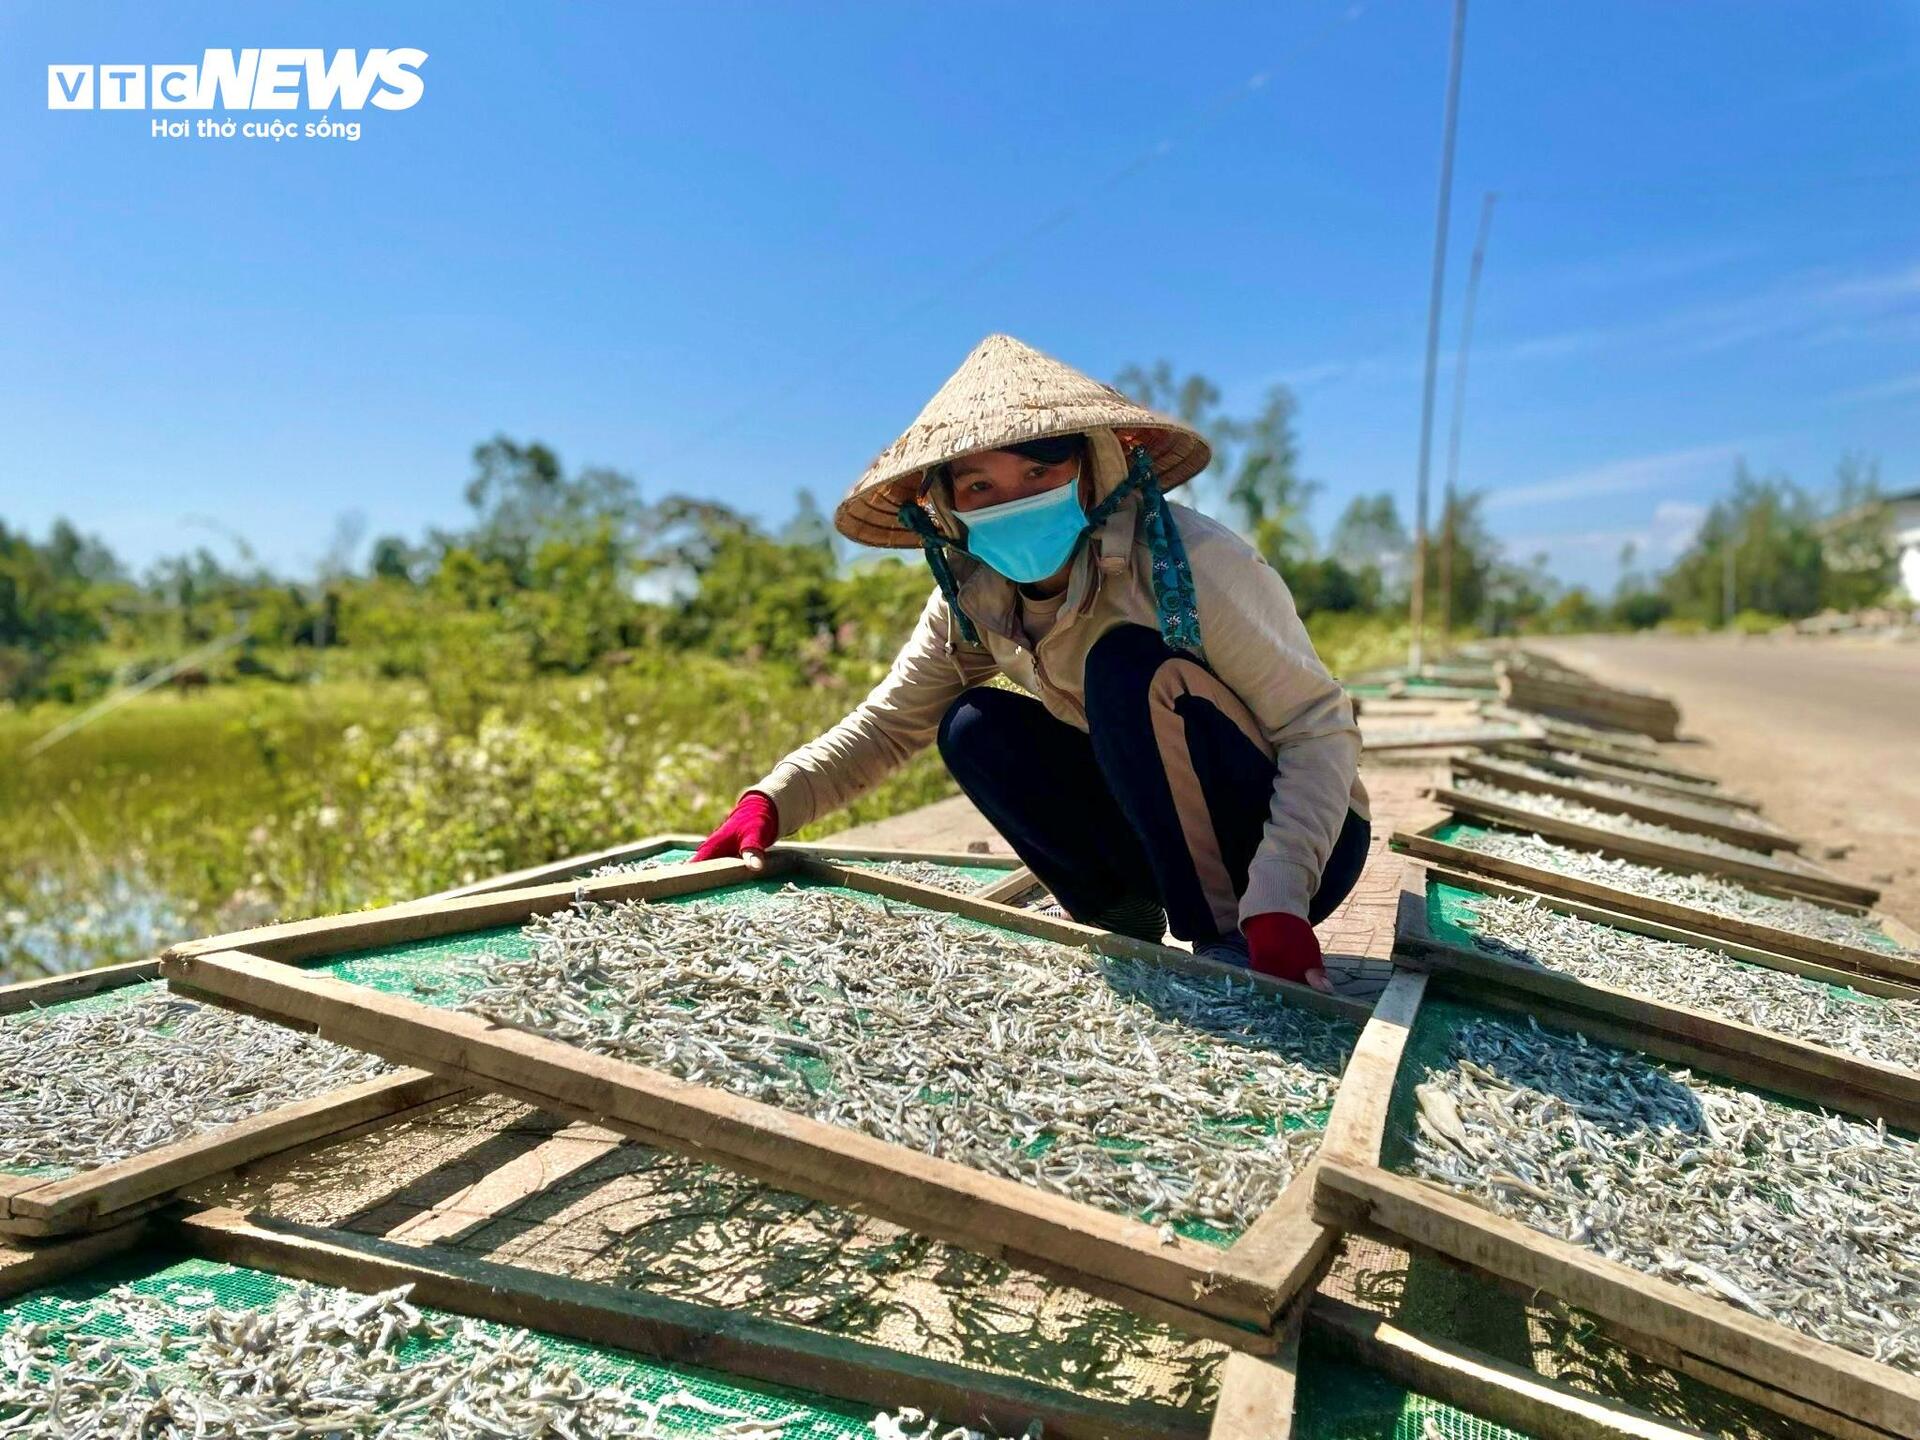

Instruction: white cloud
[1480,443,1741,512]
[1834,371,1920,405]
[1265,257,1920,393]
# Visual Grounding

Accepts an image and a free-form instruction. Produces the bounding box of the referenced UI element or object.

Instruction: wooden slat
[3,1070,461,1235]
[1420,863,1920,1000]
[1208,1318,1302,1440]
[164,948,1290,1328]
[425,834,702,900]
[1313,1161,1920,1439]
[1391,828,1920,987]
[1398,936,1920,1133]
[1317,970,1425,1168]
[977,866,1042,906]
[174,1207,1202,1440]
[1492,744,1763,813]
[431,836,1024,902]
[166,855,793,964]
[0,1218,155,1301]
[1305,1296,1711,1440]
[0,958,160,1013]
[1361,724,1543,754]
[1453,756,1796,853]
[1431,787,1878,907]
[1397,860,1920,1128]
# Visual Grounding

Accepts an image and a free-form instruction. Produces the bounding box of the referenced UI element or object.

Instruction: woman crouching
[697,334,1370,991]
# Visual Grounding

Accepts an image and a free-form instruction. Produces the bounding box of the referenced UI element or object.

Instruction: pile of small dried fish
[0,993,390,1171]
[1410,1013,1920,1371]
[0,1279,829,1437]
[1451,828,1915,958]
[1485,755,1755,823]
[1536,748,1728,799]
[1453,778,1772,866]
[593,856,995,895]
[847,861,1000,894]
[1457,892,1920,1072]
[464,888,1352,1229]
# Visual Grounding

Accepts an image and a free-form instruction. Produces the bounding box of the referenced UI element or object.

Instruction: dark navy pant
[936,624,1370,944]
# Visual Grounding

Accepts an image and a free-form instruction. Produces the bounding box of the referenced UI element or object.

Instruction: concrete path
[1534,633,1920,928]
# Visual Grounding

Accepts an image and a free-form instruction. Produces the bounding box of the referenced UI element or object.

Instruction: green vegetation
[0,395,1413,982]
[10,370,1882,982]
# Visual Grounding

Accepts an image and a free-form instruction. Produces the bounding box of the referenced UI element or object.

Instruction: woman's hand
[692,791,779,871]
[1243,911,1327,990]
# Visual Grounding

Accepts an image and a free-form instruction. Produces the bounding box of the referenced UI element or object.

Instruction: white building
[1895,487,1920,603]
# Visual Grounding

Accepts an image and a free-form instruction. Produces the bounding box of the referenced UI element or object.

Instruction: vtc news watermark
[48,49,427,143]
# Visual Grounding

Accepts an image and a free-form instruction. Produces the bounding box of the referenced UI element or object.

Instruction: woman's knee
[1083,624,1173,718]
[936,686,1028,775]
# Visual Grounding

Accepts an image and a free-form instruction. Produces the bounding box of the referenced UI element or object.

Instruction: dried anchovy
[0,1279,819,1437]
[1535,748,1735,802]
[1453,778,1775,867]
[594,857,996,895]
[1410,1013,1920,1371]
[1459,893,1920,1073]
[0,994,390,1171]
[1451,828,1915,958]
[464,887,1353,1230]
[1487,754,1759,823]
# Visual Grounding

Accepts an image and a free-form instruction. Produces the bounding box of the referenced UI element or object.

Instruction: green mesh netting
[840,859,1011,889]
[1369,993,1851,1437]
[1294,1331,1534,1440]
[2,1253,872,1437]
[1425,820,1908,955]
[1424,877,1886,1008]
[297,875,1351,1247]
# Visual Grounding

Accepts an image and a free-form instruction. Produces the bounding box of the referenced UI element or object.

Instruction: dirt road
[1533,634,1920,929]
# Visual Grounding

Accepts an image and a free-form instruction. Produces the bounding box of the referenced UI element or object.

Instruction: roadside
[1532,633,1920,930]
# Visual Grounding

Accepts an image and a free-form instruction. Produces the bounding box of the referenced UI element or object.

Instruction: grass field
[1,616,1407,982]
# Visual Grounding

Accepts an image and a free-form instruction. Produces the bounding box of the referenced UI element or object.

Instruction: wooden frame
[1429,783,1878,907]
[1492,742,1763,813]
[168,1205,1200,1440]
[1411,862,1920,1002]
[1392,865,1920,1128]
[1520,734,1721,788]
[161,853,1370,1339]
[0,958,464,1237]
[1495,666,1680,742]
[1305,926,1920,1439]
[427,832,1021,902]
[1301,1295,1711,1440]
[1390,823,1920,987]
[1360,721,1545,756]
[0,1218,155,1303]
[1451,755,1797,854]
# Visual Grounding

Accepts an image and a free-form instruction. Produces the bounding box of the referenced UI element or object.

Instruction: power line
[1439,190,1497,640]
[1408,0,1469,672]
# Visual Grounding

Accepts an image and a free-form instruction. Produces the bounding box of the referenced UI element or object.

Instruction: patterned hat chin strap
[897,444,1204,661]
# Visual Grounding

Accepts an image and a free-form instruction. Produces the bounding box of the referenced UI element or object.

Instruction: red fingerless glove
[693,791,779,864]
[1244,911,1321,984]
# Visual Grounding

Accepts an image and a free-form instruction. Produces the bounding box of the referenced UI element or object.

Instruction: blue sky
[3,2,1915,592]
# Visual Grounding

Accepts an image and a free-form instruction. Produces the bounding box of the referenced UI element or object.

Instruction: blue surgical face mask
[958,475,1087,583]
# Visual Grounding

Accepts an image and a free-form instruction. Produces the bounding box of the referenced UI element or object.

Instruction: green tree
[1663,465,1824,623]
[1819,454,1897,611]
[1329,493,1410,603]
[1223,386,1319,572]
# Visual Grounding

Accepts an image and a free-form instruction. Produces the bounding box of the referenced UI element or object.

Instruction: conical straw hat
[834,333,1212,547]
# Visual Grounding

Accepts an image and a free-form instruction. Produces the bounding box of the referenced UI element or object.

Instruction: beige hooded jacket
[748,427,1369,926]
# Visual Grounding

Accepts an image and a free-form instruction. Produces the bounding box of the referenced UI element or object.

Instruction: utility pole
[1723,536,1736,627]
[1408,0,1469,674]
[1439,190,1496,645]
